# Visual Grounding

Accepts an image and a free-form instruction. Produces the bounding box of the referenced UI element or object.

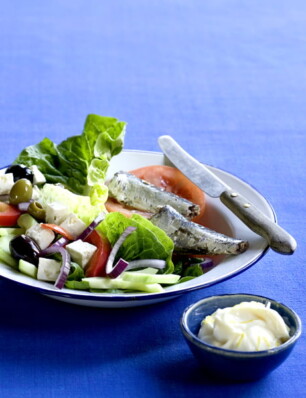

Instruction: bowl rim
[180,293,302,358]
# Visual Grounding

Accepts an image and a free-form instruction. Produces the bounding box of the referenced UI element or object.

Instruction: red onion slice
[76,212,106,241]
[107,258,129,278]
[199,258,214,271]
[125,259,166,271]
[39,246,71,289]
[49,236,71,249]
[105,226,136,278]
[17,202,31,212]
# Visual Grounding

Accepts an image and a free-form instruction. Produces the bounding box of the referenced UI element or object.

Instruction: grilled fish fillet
[107,171,200,219]
[150,205,248,255]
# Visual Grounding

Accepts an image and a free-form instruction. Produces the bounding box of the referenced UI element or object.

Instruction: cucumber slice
[0,236,17,268]
[17,214,38,230]
[133,267,159,274]
[65,280,90,290]
[0,248,17,268]
[122,272,180,285]
[82,277,114,290]
[82,277,164,293]
[0,227,24,237]
[19,259,37,278]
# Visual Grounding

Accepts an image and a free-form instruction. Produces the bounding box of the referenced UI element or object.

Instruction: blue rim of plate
[0,152,274,302]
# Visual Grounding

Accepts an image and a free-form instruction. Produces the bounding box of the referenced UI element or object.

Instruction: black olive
[9,235,40,266]
[5,164,34,183]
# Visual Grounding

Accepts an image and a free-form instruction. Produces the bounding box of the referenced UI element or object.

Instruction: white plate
[0,150,274,308]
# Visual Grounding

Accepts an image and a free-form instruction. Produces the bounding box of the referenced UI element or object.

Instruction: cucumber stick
[0,248,17,268]
[0,236,17,268]
[133,267,159,275]
[122,272,180,284]
[65,280,90,290]
[19,259,37,278]
[82,277,164,293]
[17,214,38,230]
[0,227,24,237]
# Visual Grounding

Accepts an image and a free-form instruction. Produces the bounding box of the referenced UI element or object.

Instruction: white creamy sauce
[198,301,290,351]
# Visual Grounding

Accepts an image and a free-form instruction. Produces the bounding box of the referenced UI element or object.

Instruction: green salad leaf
[173,257,206,283]
[13,114,126,195]
[98,212,175,273]
[183,264,204,277]
[67,262,85,281]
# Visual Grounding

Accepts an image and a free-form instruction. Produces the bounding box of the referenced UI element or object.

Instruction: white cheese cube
[26,223,55,250]
[60,214,87,239]
[45,202,71,225]
[37,257,61,281]
[0,173,14,195]
[31,185,41,201]
[66,239,97,268]
[29,165,46,185]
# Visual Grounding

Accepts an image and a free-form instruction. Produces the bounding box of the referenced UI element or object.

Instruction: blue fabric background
[0,1,305,397]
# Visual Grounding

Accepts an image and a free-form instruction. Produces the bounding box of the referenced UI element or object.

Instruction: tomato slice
[84,230,111,277]
[0,202,22,226]
[105,165,206,224]
[105,198,152,218]
[41,224,75,241]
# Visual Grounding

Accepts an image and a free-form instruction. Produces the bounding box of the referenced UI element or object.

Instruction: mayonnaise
[198,301,290,351]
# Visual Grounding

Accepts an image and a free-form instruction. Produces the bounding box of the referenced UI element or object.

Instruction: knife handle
[220,190,297,255]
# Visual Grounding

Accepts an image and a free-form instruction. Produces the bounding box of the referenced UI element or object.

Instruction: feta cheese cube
[37,258,61,281]
[66,239,97,268]
[26,223,55,250]
[45,202,71,225]
[0,173,14,195]
[60,214,86,239]
[29,165,46,185]
[31,185,41,201]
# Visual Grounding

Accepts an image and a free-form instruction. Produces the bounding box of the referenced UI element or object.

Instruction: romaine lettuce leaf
[13,114,126,195]
[83,115,126,159]
[13,138,68,185]
[97,212,174,273]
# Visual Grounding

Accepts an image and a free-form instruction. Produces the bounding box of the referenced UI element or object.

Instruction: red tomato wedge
[41,224,75,241]
[0,202,22,226]
[105,165,206,224]
[84,230,111,277]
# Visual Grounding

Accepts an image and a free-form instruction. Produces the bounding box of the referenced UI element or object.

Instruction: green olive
[9,179,33,205]
[28,201,46,221]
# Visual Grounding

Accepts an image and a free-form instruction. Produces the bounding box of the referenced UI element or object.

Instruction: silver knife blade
[158,135,229,197]
[158,135,297,255]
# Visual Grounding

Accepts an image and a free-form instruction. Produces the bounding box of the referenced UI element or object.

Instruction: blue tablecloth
[0,1,305,397]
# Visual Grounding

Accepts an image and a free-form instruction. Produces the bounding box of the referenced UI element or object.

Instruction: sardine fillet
[150,205,248,255]
[107,171,200,219]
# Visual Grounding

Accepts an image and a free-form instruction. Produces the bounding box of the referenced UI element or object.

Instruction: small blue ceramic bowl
[180,294,302,381]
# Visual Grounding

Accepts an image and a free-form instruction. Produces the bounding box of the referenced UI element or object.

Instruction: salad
[0,114,248,294]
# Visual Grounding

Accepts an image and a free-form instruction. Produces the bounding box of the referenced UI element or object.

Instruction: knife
[158,135,297,255]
